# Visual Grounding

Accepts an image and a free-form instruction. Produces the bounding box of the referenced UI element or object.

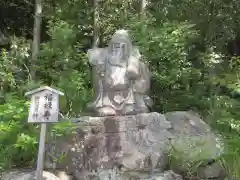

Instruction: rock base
[45,111,225,180]
[1,170,65,180]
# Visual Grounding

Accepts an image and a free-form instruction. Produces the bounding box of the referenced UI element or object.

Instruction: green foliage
[0,95,38,170]
[38,19,92,115]
[51,120,75,137]
[128,17,207,113]
[1,0,240,179]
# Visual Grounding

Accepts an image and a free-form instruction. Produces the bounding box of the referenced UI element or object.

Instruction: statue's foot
[86,102,95,111]
[97,107,116,116]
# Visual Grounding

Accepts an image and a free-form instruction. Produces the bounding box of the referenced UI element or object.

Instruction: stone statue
[87,30,152,116]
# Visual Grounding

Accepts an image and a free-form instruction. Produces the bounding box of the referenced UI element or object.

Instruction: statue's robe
[87,47,151,115]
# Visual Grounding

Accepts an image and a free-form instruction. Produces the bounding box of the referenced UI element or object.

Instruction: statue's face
[109,41,127,63]
[111,42,125,56]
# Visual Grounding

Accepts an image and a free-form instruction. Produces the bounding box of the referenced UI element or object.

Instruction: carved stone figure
[87,30,153,116]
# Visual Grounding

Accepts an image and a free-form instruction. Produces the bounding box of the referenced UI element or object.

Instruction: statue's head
[108,30,132,63]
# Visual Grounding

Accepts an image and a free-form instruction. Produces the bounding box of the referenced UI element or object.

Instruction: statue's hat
[110,29,132,45]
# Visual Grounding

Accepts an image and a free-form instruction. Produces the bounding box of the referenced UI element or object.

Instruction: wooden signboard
[25,86,64,123]
[25,86,64,180]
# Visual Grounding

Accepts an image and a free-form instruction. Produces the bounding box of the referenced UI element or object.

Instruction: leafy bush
[1,0,240,179]
[0,95,38,170]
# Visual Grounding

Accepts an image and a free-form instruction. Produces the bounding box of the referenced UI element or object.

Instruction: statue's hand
[144,95,153,108]
[127,56,140,79]
[96,64,105,76]
[133,79,148,93]
[87,48,105,65]
[127,70,138,79]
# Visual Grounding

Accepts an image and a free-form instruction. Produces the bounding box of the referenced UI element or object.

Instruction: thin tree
[91,0,100,111]
[139,0,147,22]
[93,0,100,47]
[139,0,147,34]
[31,0,42,80]
[32,1,46,180]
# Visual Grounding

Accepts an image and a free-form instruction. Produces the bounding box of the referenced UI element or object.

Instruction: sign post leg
[36,123,47,180]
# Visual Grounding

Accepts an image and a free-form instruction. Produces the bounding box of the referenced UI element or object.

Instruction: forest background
[1,0,240,179]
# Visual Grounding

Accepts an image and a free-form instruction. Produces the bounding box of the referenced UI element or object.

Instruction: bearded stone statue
[87,30,152,116]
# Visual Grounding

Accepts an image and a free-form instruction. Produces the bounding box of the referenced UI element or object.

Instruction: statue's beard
[108,51,124,64]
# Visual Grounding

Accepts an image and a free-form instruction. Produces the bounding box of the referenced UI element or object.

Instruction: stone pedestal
[78,112,171,171]
[46,112,171,176]
[45,111,224,180]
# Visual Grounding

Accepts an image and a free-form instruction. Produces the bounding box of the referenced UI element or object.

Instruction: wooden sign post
[25,86,64,180]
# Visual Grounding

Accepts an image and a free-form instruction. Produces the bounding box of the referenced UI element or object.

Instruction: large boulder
[1,169,65,180]
[145,170,183,180]
[165,111,224,178]
[96,169,183,180]
[166,111,223,161]
[45,111,225,180]
[45,112,172,177]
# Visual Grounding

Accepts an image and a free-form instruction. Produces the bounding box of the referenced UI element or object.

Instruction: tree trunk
[121,0,128,27]
[140,0,147,21]
[31,0,43,80]
[139,0,147,34]
[93,0,99,48]
[91,0,100,108]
